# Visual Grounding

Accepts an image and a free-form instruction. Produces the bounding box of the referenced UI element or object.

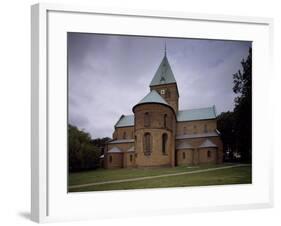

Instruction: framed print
[31,3,274,223]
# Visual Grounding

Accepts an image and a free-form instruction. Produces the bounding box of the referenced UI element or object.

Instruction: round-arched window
[162,133,168,155]
[144,133,152,156]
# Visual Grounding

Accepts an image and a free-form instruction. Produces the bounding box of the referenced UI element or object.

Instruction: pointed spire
[149,44,177,87]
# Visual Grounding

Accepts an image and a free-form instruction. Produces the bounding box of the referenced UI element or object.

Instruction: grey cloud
[68,33,251,138]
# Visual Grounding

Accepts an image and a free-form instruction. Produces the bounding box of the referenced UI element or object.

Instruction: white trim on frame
[31,3,274,223]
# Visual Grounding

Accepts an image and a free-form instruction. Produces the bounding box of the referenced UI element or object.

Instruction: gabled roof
[107,147,122,153]
[137,90,169,106]
[199,139,217,148]
[177,106,217,122]
[176,141,193,150]
[115,115,134,128]
[150,55,177,86]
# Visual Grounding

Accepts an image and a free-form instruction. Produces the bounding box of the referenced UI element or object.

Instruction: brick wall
[106,103,224,168]
[106,153,123,169]
[198,148,217,164]
[176,136,223,165]
[150,83,179,113]
[134,103,176,167]
[113,126,134,140]
[176,119,217,136]
[123,152,135,168]
[176,149,193,165]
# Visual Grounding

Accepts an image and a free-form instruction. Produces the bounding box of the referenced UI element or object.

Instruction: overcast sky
[68,33,251,139]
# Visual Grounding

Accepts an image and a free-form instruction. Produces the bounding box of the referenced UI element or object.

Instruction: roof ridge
[114,114,124,127]
[179,106,215,112]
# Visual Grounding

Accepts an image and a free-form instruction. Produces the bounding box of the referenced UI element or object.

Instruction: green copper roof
[116,105,216,127]
[137,90,169,106]
[150,55,177,86]
[115,115,134,128]
[177,106,217,122]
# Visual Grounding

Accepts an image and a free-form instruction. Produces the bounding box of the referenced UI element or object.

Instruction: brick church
[102,49,223,169]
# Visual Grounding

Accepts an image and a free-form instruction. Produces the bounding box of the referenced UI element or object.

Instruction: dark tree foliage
[232,47,252,163]
[217,111,236,161]
[217,47,252,163]
[68,124,101,172]
[90,137,111,155]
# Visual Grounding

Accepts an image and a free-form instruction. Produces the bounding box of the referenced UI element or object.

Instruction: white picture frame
[31,3,274,223]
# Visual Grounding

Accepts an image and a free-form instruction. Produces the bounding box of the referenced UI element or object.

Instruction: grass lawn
[68,163,251,192]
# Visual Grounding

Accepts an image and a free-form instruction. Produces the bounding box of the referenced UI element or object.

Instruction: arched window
[144,112,150,127]
[162,133,168,155]
[109,155,112,163]
[130,154,133,162]
[207,150,211,158]
[144,133,152,156]
[204,124,208,133]
[182,152,186,159]
[164,114,168,128]
[183,127,187,135]
[123,132,126,139]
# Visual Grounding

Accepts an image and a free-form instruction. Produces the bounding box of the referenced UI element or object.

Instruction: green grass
[68,163,251,192]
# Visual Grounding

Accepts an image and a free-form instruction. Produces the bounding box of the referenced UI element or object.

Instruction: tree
[232,47,252,163]
[91,137,111,155]
[68,124,101,172]
[217,111,236,161]
[217,48,252,163]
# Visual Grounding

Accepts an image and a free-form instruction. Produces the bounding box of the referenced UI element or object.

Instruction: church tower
[149,46,179,113]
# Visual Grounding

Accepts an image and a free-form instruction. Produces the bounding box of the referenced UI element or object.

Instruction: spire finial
[164,41,167,57]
